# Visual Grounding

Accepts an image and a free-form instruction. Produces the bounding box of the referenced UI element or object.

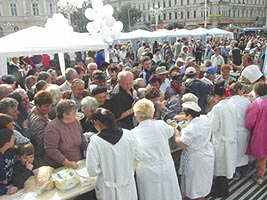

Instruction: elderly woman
[80,96,98,133]
[44,99,82,169]
[28,91,53,167]
[86,108,138,200]
[245,82,267,185]
[46,84,62,120]
[131,98,182,200]
[175,102,214,200]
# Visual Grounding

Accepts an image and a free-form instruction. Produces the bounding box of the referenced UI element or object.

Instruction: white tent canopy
[208,28,234,38]
[117,27,233,41]
[0,26,107,57]
[0,26,108,75]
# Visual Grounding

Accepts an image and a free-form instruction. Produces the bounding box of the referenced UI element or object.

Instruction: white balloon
[86,22,96,34]
[103,4,114,17]
[85,8,96,21]
[113,21,123,32]
[105,16,116,27]
[92,0,103,10]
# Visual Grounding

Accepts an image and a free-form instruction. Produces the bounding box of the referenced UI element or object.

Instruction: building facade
[105,0,266,29]
[0,0,57,37]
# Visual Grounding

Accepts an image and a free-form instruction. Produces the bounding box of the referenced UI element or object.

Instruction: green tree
[114,3,142,32]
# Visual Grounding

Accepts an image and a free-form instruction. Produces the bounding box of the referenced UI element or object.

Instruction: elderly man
[60,68,78,92]
[91,86,110,109]
[109,71,137,129]
[155,66,170,95]
[0,84,13,100]
[8,89,31,127]
[204,44,215,60]
[62,78,88,111]
[0,97,29,143]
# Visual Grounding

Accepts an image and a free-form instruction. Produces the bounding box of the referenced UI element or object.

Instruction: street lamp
[56,0,84,25]
[150,5,163,30]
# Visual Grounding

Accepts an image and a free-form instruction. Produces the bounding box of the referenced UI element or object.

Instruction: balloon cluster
[45,14,73,33]
[85,0,123,43]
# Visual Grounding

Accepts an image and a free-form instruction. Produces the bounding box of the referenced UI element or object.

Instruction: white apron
[208,99,238,179]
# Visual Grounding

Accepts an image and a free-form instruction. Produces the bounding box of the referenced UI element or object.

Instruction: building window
[163,13,166,20]
[169,12,172,19]
[143,3,145,10]
[187,11,190,18]
[194,0,196,3]
[169,0,172,7]
[148,14,151,21]
[163,1,166,8]
[250,9,252,17]
[158,15,161,21]
[181,0,184,5]
[175,0,177,5]
[49,3,53,15]
[147,3,150,10]
[0,27,3,37]
[193,10,196,18]
[175,12,178,19]
[158,2,160,8]
[138,4,141,10]
[181,11,183,19]
[32,3,40,16]
[143,15,146,22]
[10,3,18,16]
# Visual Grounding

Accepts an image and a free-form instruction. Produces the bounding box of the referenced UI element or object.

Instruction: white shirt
[179,115,214,199]
[228,95,251,167]
[131,120,182,200]
[86,130,138,200]
[208,99,238,178]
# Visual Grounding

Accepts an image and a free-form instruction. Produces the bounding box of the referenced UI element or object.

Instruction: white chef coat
[228,95,251,167]
[208,98,238,179]
[179,115,214,199]
[86,130,138,200]
[131,120,182,200]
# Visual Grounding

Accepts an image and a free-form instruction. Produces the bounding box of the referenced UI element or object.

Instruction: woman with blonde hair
[131,98,182,200]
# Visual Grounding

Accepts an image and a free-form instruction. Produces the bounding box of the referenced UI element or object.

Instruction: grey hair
[87,63,97,70]
[133,78,145,90]
[133,98,155,120]
[71,78,85,87]
[117,71,134,81]
[65,68,77,81]
[0,97,18,114]
[37,71,51,82]
[14,88,26,95]
[81,96,99,113]
[56,99,77,119]
[46,84,62,105]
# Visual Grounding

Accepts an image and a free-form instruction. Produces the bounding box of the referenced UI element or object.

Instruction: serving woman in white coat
[175,102,214,200]
[228,82,251,174]
[131,98,182,200]
[208,80,239,198]
[86,108,138,200]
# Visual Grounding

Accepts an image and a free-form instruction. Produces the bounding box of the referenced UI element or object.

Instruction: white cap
[185,67,196,75]
[176,58,185,63]
[241,65,263,84]
[182,101,201,112]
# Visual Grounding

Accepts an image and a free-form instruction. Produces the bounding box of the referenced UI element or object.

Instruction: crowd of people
[0,34,266,200]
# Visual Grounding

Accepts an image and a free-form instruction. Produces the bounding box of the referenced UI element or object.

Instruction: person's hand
[22,120,29,129]
[25,161,33,171]
[173,114,186,122]
[7,186,18,195]
[63,160,78,169]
